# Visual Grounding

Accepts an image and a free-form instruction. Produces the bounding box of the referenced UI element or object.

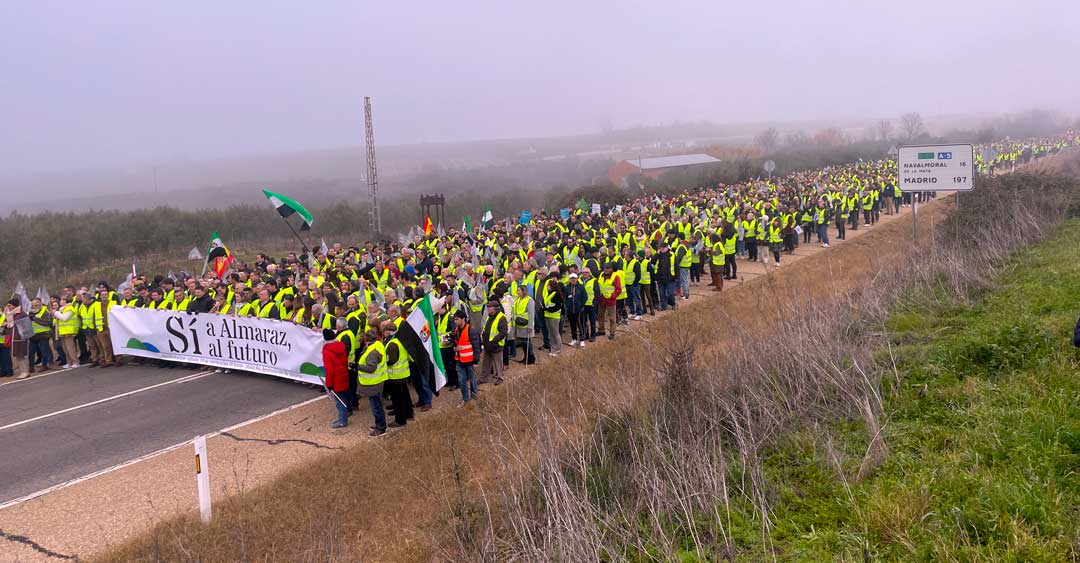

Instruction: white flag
[188,247,203,260]
[320,238,329,256]
[12,281,31,310]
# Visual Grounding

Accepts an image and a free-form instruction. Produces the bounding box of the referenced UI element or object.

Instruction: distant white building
[608,154,721,186]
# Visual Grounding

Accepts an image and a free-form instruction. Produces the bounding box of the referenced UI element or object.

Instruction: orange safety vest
[455,325,475,363]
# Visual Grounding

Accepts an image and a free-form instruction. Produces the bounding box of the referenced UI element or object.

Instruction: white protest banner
[108,307,326,385]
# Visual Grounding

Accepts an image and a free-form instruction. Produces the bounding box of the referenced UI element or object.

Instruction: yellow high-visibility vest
[57,306,80,336]
[598,273,616,299]
[386,338,410,380]
[357,340,388,386]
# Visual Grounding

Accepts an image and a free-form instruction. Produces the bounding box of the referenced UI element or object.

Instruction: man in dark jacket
[563,273,587,347]
[1073,315,1080,348]
[654,243,677,311]
[415,248,435,277]
[186,284,214,313]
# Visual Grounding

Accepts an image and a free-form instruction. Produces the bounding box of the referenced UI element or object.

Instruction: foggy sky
[2,0,1078,177]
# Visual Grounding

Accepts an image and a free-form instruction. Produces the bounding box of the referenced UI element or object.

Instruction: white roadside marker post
[193,435,212,523]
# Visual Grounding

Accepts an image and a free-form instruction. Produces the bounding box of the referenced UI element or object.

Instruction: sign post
[194,435,212,523]
[897,144,974,244]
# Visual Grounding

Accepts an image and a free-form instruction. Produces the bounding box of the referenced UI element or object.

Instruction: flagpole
[280,216,312,257]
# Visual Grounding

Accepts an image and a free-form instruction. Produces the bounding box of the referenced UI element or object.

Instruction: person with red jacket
[322,329,351,428]
[596,262,623,341]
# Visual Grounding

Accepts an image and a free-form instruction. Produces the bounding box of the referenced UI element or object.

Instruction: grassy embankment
[463,171,1080,562]
[735,221,1080,561]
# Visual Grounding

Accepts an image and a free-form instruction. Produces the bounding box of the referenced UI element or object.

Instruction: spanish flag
[206,231,235,279]
[422,215,434,236]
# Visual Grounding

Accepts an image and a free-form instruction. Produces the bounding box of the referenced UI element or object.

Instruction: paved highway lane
[0,365,322,504]
[0,365,206,428]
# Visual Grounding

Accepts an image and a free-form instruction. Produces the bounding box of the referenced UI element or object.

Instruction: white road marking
[0,371,214,432]
[0,364,81,387]
[0,394,325,511]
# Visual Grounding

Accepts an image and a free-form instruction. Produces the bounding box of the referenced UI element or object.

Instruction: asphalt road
[0,363,321,504]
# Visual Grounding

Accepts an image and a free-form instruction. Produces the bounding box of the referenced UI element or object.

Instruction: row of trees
[755,109,1075,153]
[753,112,928,153]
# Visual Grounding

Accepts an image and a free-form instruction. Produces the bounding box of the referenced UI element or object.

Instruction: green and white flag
[397,294,447,391]
[481,206,493,227]
[263,189,314,230]
[462,215,473,235]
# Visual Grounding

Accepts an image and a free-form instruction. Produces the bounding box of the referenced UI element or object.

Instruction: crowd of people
[3,134,1076,435]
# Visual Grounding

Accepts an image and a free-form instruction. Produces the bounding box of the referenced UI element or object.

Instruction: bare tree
[813,127,847,147]
[899,112,925,141]
[784,130,810,147]
[754,127,779,153]
[875,119,894,141]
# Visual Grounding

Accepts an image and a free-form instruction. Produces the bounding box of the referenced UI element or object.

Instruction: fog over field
[2,0,1078,211]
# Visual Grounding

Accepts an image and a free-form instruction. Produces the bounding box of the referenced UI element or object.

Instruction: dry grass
[91,158,1080,563]
[434,168,1079,562]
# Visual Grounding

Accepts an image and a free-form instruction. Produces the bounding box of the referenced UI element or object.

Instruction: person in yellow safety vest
[94,285,117,367]
[479,300,507,384]
[510,283,536,363]
[862,188,875,226]
[596,261,622,341]
[836,191,851,241]
[146,288,173,310]
[311,303,335,331]
[255,289,280,319]
[870,187,881,225]
[614,249,630,323]
[355,325,389,436]
[52,297,82,369]
[624,250,643,320]
[722,222,738,281]
[676,237,693,301]
[382,320,413,428]
[77,291,103,366]
[847,192,860,231]
[580,268,598,342]
[279,294,295,321]
[231,290,254,317]
[452,310,481,403]
[27,298,55,372]
[636,249,656,316]
[766,218,784,266]
[815,199,832,248]
[332,318,360,415]
[372,265,390,290]
[437,308,459,390]
[540,275,563,356]
[801,206,814,245]
[690,234,704,286]
[709,233,726,292]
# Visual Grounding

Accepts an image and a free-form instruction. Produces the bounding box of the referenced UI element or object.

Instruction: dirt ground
[0,197,952,562]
